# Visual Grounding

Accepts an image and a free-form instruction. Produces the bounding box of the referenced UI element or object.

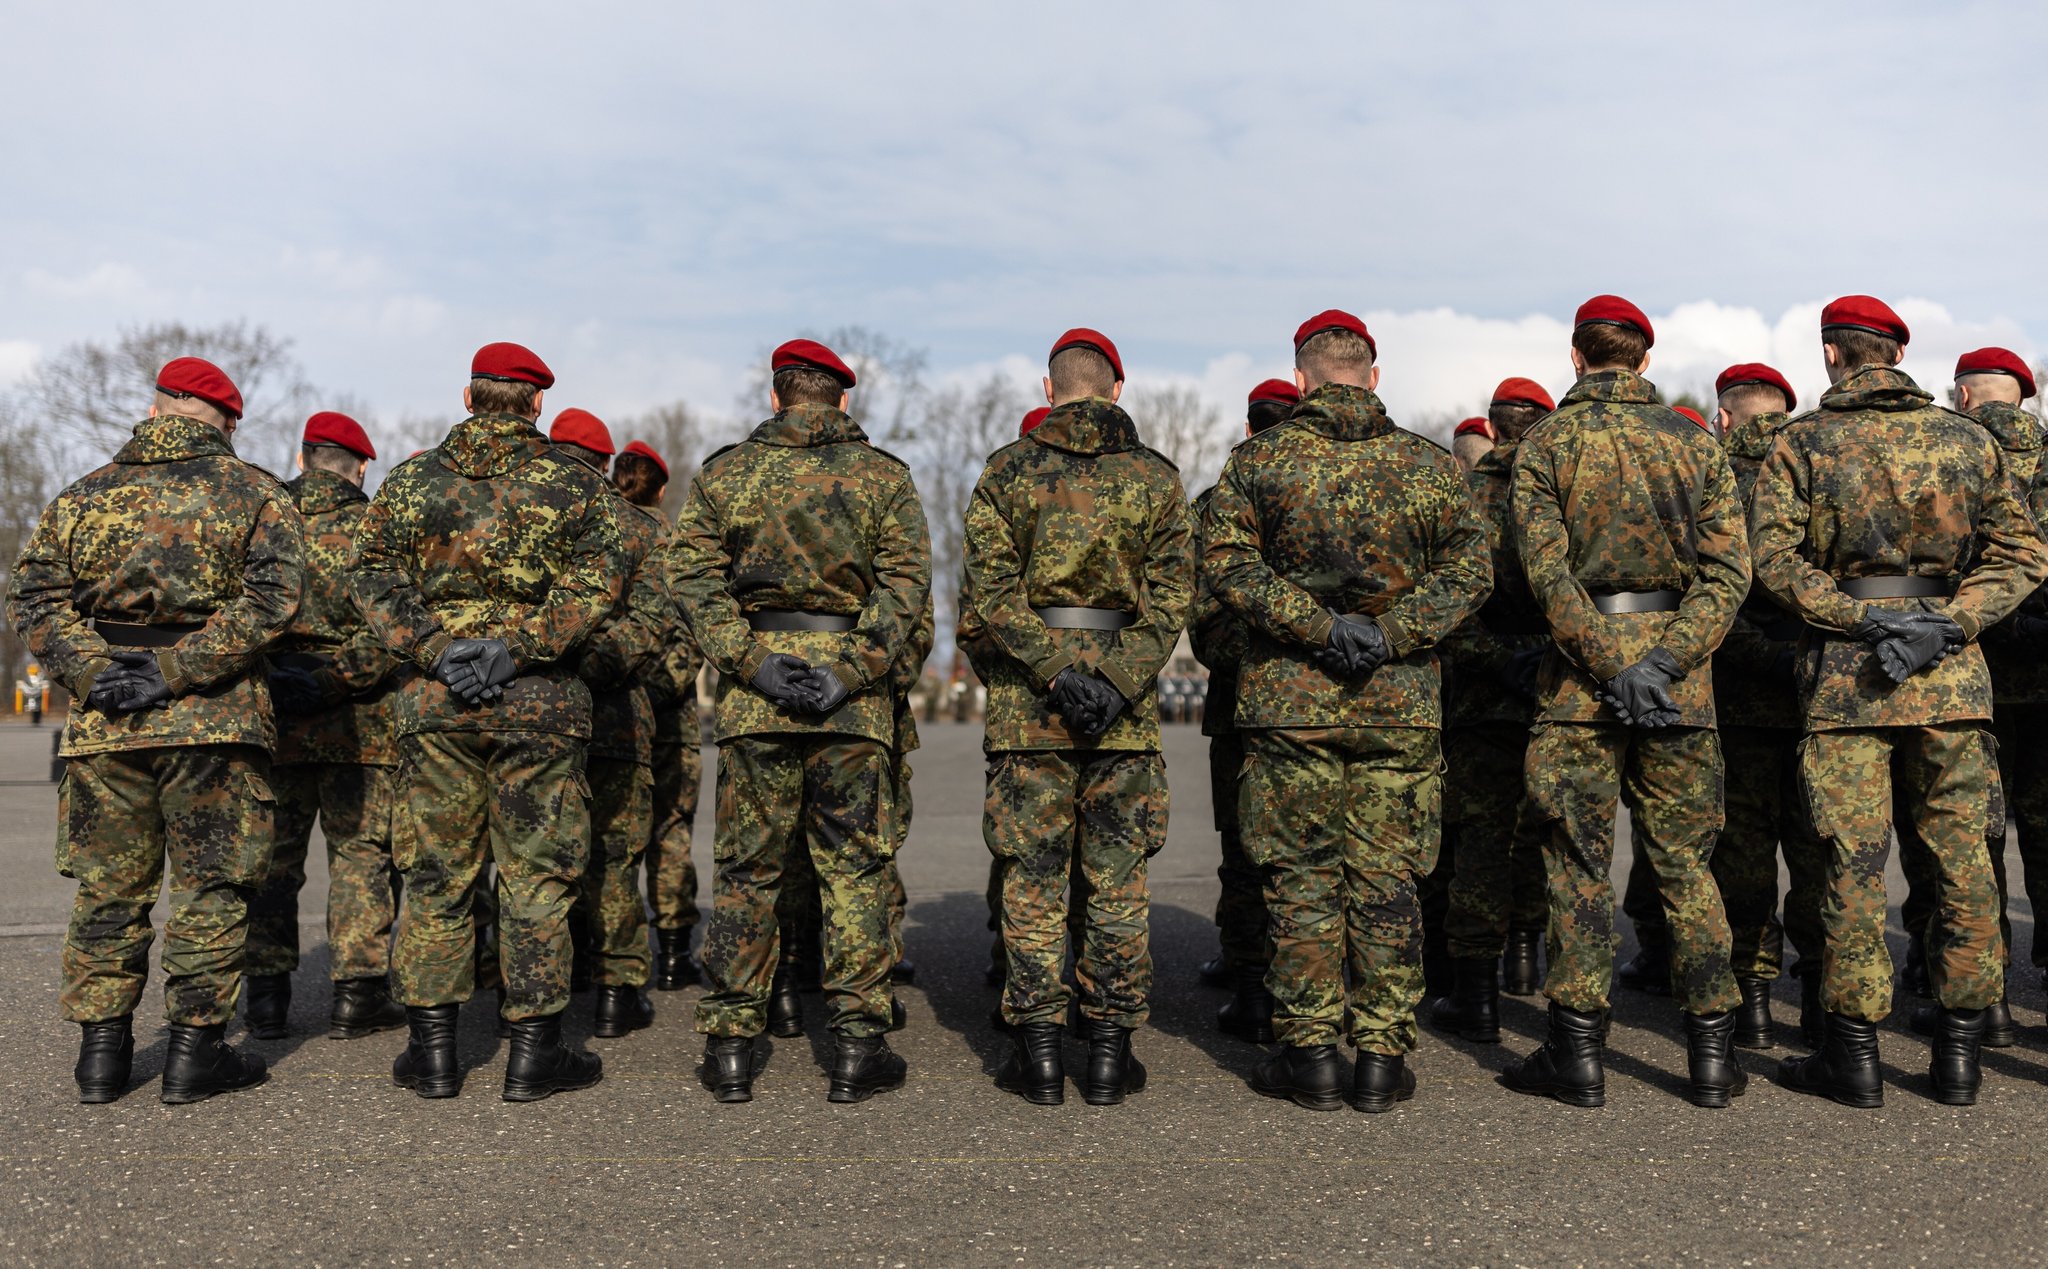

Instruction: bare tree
[1124,383,1232,493]
[904,374,1034,647]
[0,394,64,692]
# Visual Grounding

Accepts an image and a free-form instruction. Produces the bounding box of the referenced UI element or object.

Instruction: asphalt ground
[2,719,2046,1266]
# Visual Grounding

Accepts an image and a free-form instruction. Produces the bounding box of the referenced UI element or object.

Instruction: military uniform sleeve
[155,491,307,695]
[7,494,113,699]
[1748,434,1865,634]
[963,467,1070,688]
[1373,466,1492,658]
[1511,437,1630,681]
[581,530,678,690]
[829,470,933,693]
[1205,454,1338,649]
[317,618,403,704]
[1657,448,1749,674]
[500,490,627,668]
[1950,441,2048,638]
[1099,472,1194,702]
[669,474,767,681]
[351,479,455,671]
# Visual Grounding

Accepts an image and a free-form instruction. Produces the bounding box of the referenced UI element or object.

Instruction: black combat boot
[828,1034,907,1104]
[888,997,908,1032]
[1078,1019,1147,1106]
[391,1004,462,1099]
[1682,1010,1750,1108]
[74,1015,133,1104]
[243,973,291,1040]
[891,958,917,985]
[1216,965,1276,1044]
[592,985,655,1038]
[1427,957,1501,1043]
[1501,927,1543,997]
[161,1022,268,1104]
[1776,1012,1882,1109]
[1615,943,1671,996]
[1911,997,2015,1049]
[1798,970,1824,1048]
[651,927,698,991]
[1900,935,1931,998]
[700,1035,756,1103]
[1348,1052,1415,1113]
[329,977,407,1039]
[1196,954,1230,988]
[1732,975,1774,1050]
[1421,928,1453,1000]
[1249,1044,1348,1112]
[766,963,805,1038]
[995,1023,1065,1105]
[1500,1004,1606,1108]
[1928,1007,1985,1107]
[500,1013,602,1102]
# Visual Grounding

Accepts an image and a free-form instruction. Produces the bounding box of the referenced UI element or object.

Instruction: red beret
[1292,309,1377,359]
[471,341,554,388]
[1248,379,1301,408]
[1490,377,1555,412]
[772,338,857,389]
[1715,362,1797,411]
[1049,328,1124,383]
[1020,406,1050,437]
[302,410,375,460]
[618,439,668,477]
[1821,295,1909,346]
[1672,405,1709,429]
[1454,417,1492,439]
[549,408,615,456]
[1573,295,1654,347]
[156,356,244,418]
[1955,347,2036,399]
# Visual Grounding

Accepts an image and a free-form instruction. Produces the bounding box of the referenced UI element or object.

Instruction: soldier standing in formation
[11,358,305,1103]
[671,338,931,1105]
[965,329,1193,1106]
[245,411,407,1042]
[1208,310,1490,1111]
[352,342,623,1101]
[1753,298,2048,1107]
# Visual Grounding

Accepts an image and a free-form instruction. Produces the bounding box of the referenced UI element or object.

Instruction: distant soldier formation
[12,293,2048,1115]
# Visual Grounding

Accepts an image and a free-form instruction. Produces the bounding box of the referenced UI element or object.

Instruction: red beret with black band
[1821,295,1910,346]
[618,439,668,477]
[1489,377,1555,412]
[1049,328,1124,383]
[772,338,857,389]
[1573,295,1654,347]
[549,408,615,457]
[1454,417,1491,439]
[1292,309,1376,360]
[156,357,244,418]
[1955,347,2036,399]
[471,341,555,389]
[1020,406,1050,437]
[1715,362,1797,412]
[1248,379,1301,408]
[302,410,375,460]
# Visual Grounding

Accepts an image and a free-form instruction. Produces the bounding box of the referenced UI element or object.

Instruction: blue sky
[3,1,2043,440]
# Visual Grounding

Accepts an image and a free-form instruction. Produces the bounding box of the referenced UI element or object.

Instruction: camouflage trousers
[58,744,273,1025]
[645,735,703,933]
[573,757,654,988]
[985,749,1164,1028]
[1801,724,2002,1020]
[391,729,590,1020]
[1440,722,1547,961]
[246,761,398,981]
[985,852,1088,976]
[1525,723,1738,1016]
[695,736,896,1039]
[1209,734,1270,973]
[1242,726,1440,1054]
[1901,703,2048,973]
[777,751,913,968]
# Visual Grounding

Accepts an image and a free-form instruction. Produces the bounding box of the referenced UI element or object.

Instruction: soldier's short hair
[611,452,667,507]
[469,376,542,416]
[1823,327,1901,373]
[1487,401,1548,442]
[1246,400,1293,435]
[153,389,230,429]
[1048,346,1118,400]
[1572,322,1649,371]
[301,443,362,475]
[1716,381,1791,421]
[1452,431,1494,470]
[773,365,846,408]
[1956,370,2026,405]
[1294,329,1375,388]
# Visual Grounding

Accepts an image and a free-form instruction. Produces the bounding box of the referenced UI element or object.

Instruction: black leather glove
[1048,668,1096,728]
[1069,673,1128,740]
[268,666,323,716]
[751,652,815,710]
[435,638,518,704]
[1850,609,1964,684]
[2012,613,2048,643]
[1316,615,1389,678]
[91,650,173,713]
[793,665,852,714]
[1598,647,1684,728]
[1507,647,1546,699]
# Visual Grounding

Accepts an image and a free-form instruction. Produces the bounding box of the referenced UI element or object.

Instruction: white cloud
[0,340,39,385]
[23,262,147,301]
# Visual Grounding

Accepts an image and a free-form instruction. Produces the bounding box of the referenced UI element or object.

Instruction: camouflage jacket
[1711,412,1804,731]
[669,403,931,747]
[1441,438,1548,728]
[962,397,1193,752]
[1968,401,2048,705]
[1749,367,2048,731]
[1189,484,1249,738]
[893,592,936,755]
[639,507,705,748]
[581,495,674,765]
[1510,370,1750,728]
[1205,383,1491,730]
[274,468,403,766]
[350,413,626,739]
[9,416,306,757]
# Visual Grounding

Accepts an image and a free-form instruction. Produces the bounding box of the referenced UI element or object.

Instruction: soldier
[1755,300,2047,1107]
[352,341,623,1102]
[1427,377,1556,1043]
[245,411,408,1042]
[1192,377,1298,1041]
[549,410,674,1038]
[1451,416,1494,473]
[671,338,931,1105]
[1501,296,1751,1110]
[1209,310,1490,1112]
[10,356,305,1103]
[964,328,1193,1106]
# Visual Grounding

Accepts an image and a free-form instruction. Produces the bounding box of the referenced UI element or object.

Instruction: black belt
[92,619,202,648]
[1032,606,1135,631]
[1590,590,1682,616]
[273,652,333,672]
[747,610,857,633]
[1839,576,1955,601]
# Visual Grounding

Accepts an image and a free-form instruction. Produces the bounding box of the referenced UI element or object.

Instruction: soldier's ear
[771,388,784,413]
[1292,369,1308,395]
[1636,351,1652,375]
[1041,376,1055,407]
[1956,383,1974,412]
[463,386,475,413]
[837,391,849,411]
[1109,381,1122,404]
[1368,365,1381,391]
[1569,348,1588,379]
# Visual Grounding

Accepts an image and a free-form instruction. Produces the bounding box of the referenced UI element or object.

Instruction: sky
[4,2,2045,448]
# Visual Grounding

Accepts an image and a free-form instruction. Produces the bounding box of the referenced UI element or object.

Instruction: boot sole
[1498,1075,1604,1108]
[161,1070,269,1105]
[1984,1029,2017,1049]
[246,1024,288,1041]
[392,1074,463,1099]
[76,1084,126,1104]
[1686,1083,1747,1108]
[1346,1089,1414,1113]
[996,1080,1064,1106]
[502,1071,603,1103]
[1931,1085,1979,1106]
[1250,1083,1344,1112]
[591,1018,653,1039]
[329,1018,407,1040]
[1733,1033,1774,1050]
[1777,1069,1883,1109]
[767,1018,804,1038]
[828,1073,906,1104]
[1081,1076,1145,1106]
